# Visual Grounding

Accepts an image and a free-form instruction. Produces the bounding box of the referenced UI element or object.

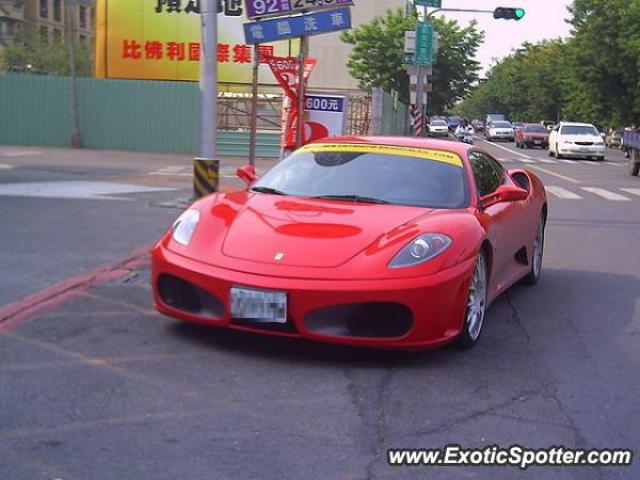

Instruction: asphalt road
[0,143,638,480]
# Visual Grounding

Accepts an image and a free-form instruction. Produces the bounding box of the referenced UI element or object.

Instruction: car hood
[560,135,602,143]
[219,193,431,268]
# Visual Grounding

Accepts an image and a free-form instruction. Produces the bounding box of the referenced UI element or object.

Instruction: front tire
[457,252,488,349]
[522,215,545,285]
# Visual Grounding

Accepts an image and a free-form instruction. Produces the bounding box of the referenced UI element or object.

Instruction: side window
[486,155,508,185]
[469,152,501,197]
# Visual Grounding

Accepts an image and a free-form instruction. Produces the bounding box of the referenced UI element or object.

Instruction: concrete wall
[308,0,406,93]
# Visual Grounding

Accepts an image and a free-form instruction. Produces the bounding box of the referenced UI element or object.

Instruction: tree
[458,0,640,128]
[340,8,484,111]
[0,32,93,77]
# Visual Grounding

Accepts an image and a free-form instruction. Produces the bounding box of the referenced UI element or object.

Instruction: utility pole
[296,36,308,148]
[65,0,81,148]
[248,43,260,167]
[194,0,219,199]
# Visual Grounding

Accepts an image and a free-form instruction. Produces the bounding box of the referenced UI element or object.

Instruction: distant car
[548,122,606,161]
[428,119,450,138]
[515,124,550,149]
[606,130,623,148]
[472,120,485,132]
[152,136,548,350]
[512,122,525,131]
[485,121,515,142]
[447,116,462,132]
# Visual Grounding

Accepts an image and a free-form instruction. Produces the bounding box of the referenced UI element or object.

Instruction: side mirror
[236,165,257,187]
[480,184,528,209]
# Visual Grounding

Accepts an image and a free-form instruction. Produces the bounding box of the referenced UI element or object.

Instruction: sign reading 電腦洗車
[243,6,351,44]
[244,0,353,20]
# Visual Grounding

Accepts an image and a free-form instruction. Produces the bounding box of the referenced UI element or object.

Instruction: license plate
[534,141,541,145]
[230,287,287,323]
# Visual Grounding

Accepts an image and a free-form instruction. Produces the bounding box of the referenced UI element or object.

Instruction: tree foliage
[458,0,640,127]
[341,8,484,112]
[0,33,93,77]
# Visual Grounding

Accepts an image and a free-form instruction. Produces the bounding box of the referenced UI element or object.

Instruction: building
[0,0,25,49]
[308,0,406,92]
[0,0,94,52]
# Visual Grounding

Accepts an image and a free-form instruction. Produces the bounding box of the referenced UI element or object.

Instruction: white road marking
[581,187,631,201]
[517,158,536,164]
[604,161,623,167]
[528,166,582,184]
[620,188,640,197]
[558,159,579,164]
[479,140,534,160]
[0,181,176,200]
[0,150,42,157]
[533,158,557,164]
[497,158,514,162]
[545,186,583,200]
[151,172,192,177]
[0,164,12,170]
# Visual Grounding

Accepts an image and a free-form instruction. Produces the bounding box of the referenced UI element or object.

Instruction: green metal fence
[380,91,411,136]
[0,74,281,157]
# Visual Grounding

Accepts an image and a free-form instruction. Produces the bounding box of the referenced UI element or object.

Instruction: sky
[431,0,574,74]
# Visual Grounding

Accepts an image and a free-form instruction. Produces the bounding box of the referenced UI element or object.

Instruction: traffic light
[493,7,526,20]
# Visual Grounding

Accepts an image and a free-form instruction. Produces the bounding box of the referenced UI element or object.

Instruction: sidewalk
[0,145,277,189]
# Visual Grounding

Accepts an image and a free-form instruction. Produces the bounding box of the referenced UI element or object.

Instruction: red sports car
[151,137,547,350]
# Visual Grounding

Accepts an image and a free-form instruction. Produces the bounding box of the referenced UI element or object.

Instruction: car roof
[558,122,596,127]
[313,136,473,156]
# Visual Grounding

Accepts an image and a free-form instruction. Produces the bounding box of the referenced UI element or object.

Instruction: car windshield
[252,144,469,209]
[561,125,599,135]
[431,120,447,126]
[492,121,512,128]
[524,125,548,133]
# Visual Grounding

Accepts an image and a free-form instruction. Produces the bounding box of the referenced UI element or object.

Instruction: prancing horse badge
[274,253,285,261]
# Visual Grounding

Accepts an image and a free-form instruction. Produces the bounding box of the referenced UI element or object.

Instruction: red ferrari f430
[151,137,547,350]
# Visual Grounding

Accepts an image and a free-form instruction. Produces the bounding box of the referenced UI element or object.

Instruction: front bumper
[429,130,449,137]
[558,145,605,157]
[151,246,474,350]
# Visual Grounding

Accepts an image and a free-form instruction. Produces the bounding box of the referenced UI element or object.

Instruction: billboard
[94,0,298,88]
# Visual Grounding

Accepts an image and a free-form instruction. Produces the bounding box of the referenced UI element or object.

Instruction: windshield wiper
[311,194,390,205]
[250,186,287,195]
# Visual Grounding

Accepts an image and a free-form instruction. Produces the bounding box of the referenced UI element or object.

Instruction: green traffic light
[515,8,525,19]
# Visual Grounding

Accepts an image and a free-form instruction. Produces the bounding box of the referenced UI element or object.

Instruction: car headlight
[171,209,200,246]
[595,141,605,146]
[561,140,573,145]
[388,233,452,269]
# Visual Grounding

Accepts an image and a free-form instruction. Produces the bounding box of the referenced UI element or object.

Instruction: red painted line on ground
[0,245,152,335]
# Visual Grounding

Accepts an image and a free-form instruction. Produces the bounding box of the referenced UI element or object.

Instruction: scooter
[456,129,475,145]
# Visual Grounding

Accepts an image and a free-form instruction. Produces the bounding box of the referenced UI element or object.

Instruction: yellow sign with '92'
[94,0,298,88]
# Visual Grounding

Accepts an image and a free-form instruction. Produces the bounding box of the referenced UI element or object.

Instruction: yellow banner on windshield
[299,143,463,167]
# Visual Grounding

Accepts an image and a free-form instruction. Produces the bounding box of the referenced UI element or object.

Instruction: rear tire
[522,215,545,285]
[457,252,488,349]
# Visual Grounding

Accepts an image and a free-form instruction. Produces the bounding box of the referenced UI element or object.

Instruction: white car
[548,122,605,161]
[428,119,450,137]
[485,121,515,142]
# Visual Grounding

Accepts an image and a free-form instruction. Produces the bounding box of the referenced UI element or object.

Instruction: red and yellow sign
[94,0,298,87]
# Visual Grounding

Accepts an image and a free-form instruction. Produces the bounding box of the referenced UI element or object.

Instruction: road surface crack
[505,291,530,341]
